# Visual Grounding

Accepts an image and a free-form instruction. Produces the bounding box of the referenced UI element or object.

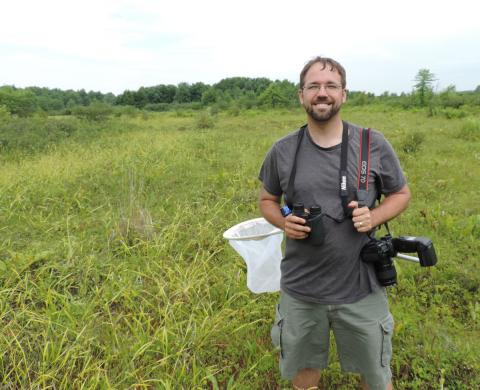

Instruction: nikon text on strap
[339,121,351,216]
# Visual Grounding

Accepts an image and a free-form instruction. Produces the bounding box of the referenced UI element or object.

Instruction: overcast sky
[2,0,479,95]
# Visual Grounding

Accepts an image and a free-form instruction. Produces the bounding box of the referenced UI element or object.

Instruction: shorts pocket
[379,314,394,367]
[271,304,284,358]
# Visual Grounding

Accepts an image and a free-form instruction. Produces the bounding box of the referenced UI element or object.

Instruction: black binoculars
[291,203,325,246]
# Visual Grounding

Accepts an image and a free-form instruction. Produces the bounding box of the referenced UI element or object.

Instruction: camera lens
[374,260,397,286]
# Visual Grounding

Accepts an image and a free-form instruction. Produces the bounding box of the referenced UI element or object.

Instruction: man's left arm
[349,184,411,233]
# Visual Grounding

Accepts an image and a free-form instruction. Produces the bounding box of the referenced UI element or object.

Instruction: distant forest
[1,69,480,118]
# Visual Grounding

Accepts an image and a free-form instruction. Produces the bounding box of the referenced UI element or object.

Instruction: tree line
[1,70,480,118]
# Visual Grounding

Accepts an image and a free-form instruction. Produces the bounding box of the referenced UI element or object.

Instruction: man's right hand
[259,187,310,239]
[284,214,311,239]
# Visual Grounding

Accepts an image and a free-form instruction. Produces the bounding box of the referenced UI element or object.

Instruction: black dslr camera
[361,235,437,286]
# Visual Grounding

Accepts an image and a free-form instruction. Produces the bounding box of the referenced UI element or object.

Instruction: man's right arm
[258,187,310,240]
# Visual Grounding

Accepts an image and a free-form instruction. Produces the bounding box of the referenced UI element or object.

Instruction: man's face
[299,63,347,123]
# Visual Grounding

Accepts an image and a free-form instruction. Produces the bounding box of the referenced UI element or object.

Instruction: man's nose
[315,85,329,96]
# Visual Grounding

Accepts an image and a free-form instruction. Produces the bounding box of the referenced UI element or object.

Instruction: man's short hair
[299,57,347,89]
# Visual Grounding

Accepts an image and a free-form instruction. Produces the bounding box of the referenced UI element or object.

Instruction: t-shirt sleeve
[379,136,407,195]
[258,144,283,196]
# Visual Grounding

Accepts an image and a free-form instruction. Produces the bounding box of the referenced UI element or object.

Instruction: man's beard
[303,99,342,123]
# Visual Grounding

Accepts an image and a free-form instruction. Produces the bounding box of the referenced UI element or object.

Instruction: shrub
[0,105,11,123]
[144,103,171,112]
[0,87,38,117]
[457,118,480,141]
[440,107,467,119]
[215,100,230,111]
[0,116,81,153]
[195,112,215,129]
[207,105,220,116]
[401,131,425,154]
[227,106,241,117]
[72,101,113,121]
[114,105,140,117]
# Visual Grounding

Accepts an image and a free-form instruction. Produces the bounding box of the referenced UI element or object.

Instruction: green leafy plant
[195,111,215,129]
[457,118,480,141]
[401,131,426,154]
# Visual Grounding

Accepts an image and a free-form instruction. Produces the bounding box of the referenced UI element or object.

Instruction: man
[258,57,410,390]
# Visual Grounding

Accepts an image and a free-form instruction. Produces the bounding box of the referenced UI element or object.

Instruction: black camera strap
[285,124,307,209]
[339,121,351,216]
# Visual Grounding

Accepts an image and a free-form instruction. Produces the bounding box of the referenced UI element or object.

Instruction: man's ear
[298,89,304,105]
[342,89,348,103]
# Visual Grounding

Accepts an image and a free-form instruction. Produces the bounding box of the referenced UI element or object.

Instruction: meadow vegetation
[0,105,479,389]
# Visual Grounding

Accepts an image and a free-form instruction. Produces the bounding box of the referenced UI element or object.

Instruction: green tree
[174,82,192,103]
[116,90,136,106]
[78,89,90,106]
[148,85,176,103]
[201,88,218,105]
[133,87,148,108]
[238,90,257,109]
[190,82,208,102]
[214,77,271,95]
[414,68,437,107]
[258,83,289,108]
[0,87,38,117]
[438,85,464,109]
[346,91,375,106]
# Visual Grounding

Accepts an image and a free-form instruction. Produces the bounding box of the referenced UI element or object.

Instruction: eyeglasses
[303,83,343,93]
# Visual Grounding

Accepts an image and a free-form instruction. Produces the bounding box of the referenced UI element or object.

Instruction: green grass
[0,107,479,388]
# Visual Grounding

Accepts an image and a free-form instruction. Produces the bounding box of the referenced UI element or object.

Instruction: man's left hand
[348,201,374,233]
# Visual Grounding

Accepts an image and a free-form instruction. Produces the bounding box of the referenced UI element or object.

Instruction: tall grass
[0,108,478,388]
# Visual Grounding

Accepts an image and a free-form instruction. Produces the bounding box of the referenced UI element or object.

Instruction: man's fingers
[284,215,310,239]
[351,205,370,218]
[348,200,359,209]
[285,216,310,232]
[287,215,306,225]
[286,223,310,234]
[287,231,309,239]
[285,226,309,239]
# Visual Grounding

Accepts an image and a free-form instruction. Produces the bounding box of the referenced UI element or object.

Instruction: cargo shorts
[271,288,394,390]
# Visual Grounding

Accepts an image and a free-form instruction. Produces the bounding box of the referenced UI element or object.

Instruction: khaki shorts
[271,288,394,390]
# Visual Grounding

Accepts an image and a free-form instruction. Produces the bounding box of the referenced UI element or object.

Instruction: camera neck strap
[286,121,373,219]
[355,127,371,208]
[285,124,307,209]
[339,122,350,215]
[341,126,373,216]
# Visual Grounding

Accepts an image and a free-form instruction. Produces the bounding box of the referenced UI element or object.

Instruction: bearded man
[258,57,410,390]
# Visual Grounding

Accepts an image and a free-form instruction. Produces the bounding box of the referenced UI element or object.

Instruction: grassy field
[0,107,479,389]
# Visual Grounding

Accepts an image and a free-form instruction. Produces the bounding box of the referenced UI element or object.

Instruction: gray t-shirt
[259,122,406,304]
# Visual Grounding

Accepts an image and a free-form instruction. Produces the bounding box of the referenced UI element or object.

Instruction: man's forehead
[305,63,341,80]
[308,62,340,74]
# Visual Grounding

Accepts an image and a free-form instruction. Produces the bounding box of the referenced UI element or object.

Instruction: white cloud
[1,0,479,93]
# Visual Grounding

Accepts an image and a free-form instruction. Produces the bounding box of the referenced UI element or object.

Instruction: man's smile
[313,102,331,109]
